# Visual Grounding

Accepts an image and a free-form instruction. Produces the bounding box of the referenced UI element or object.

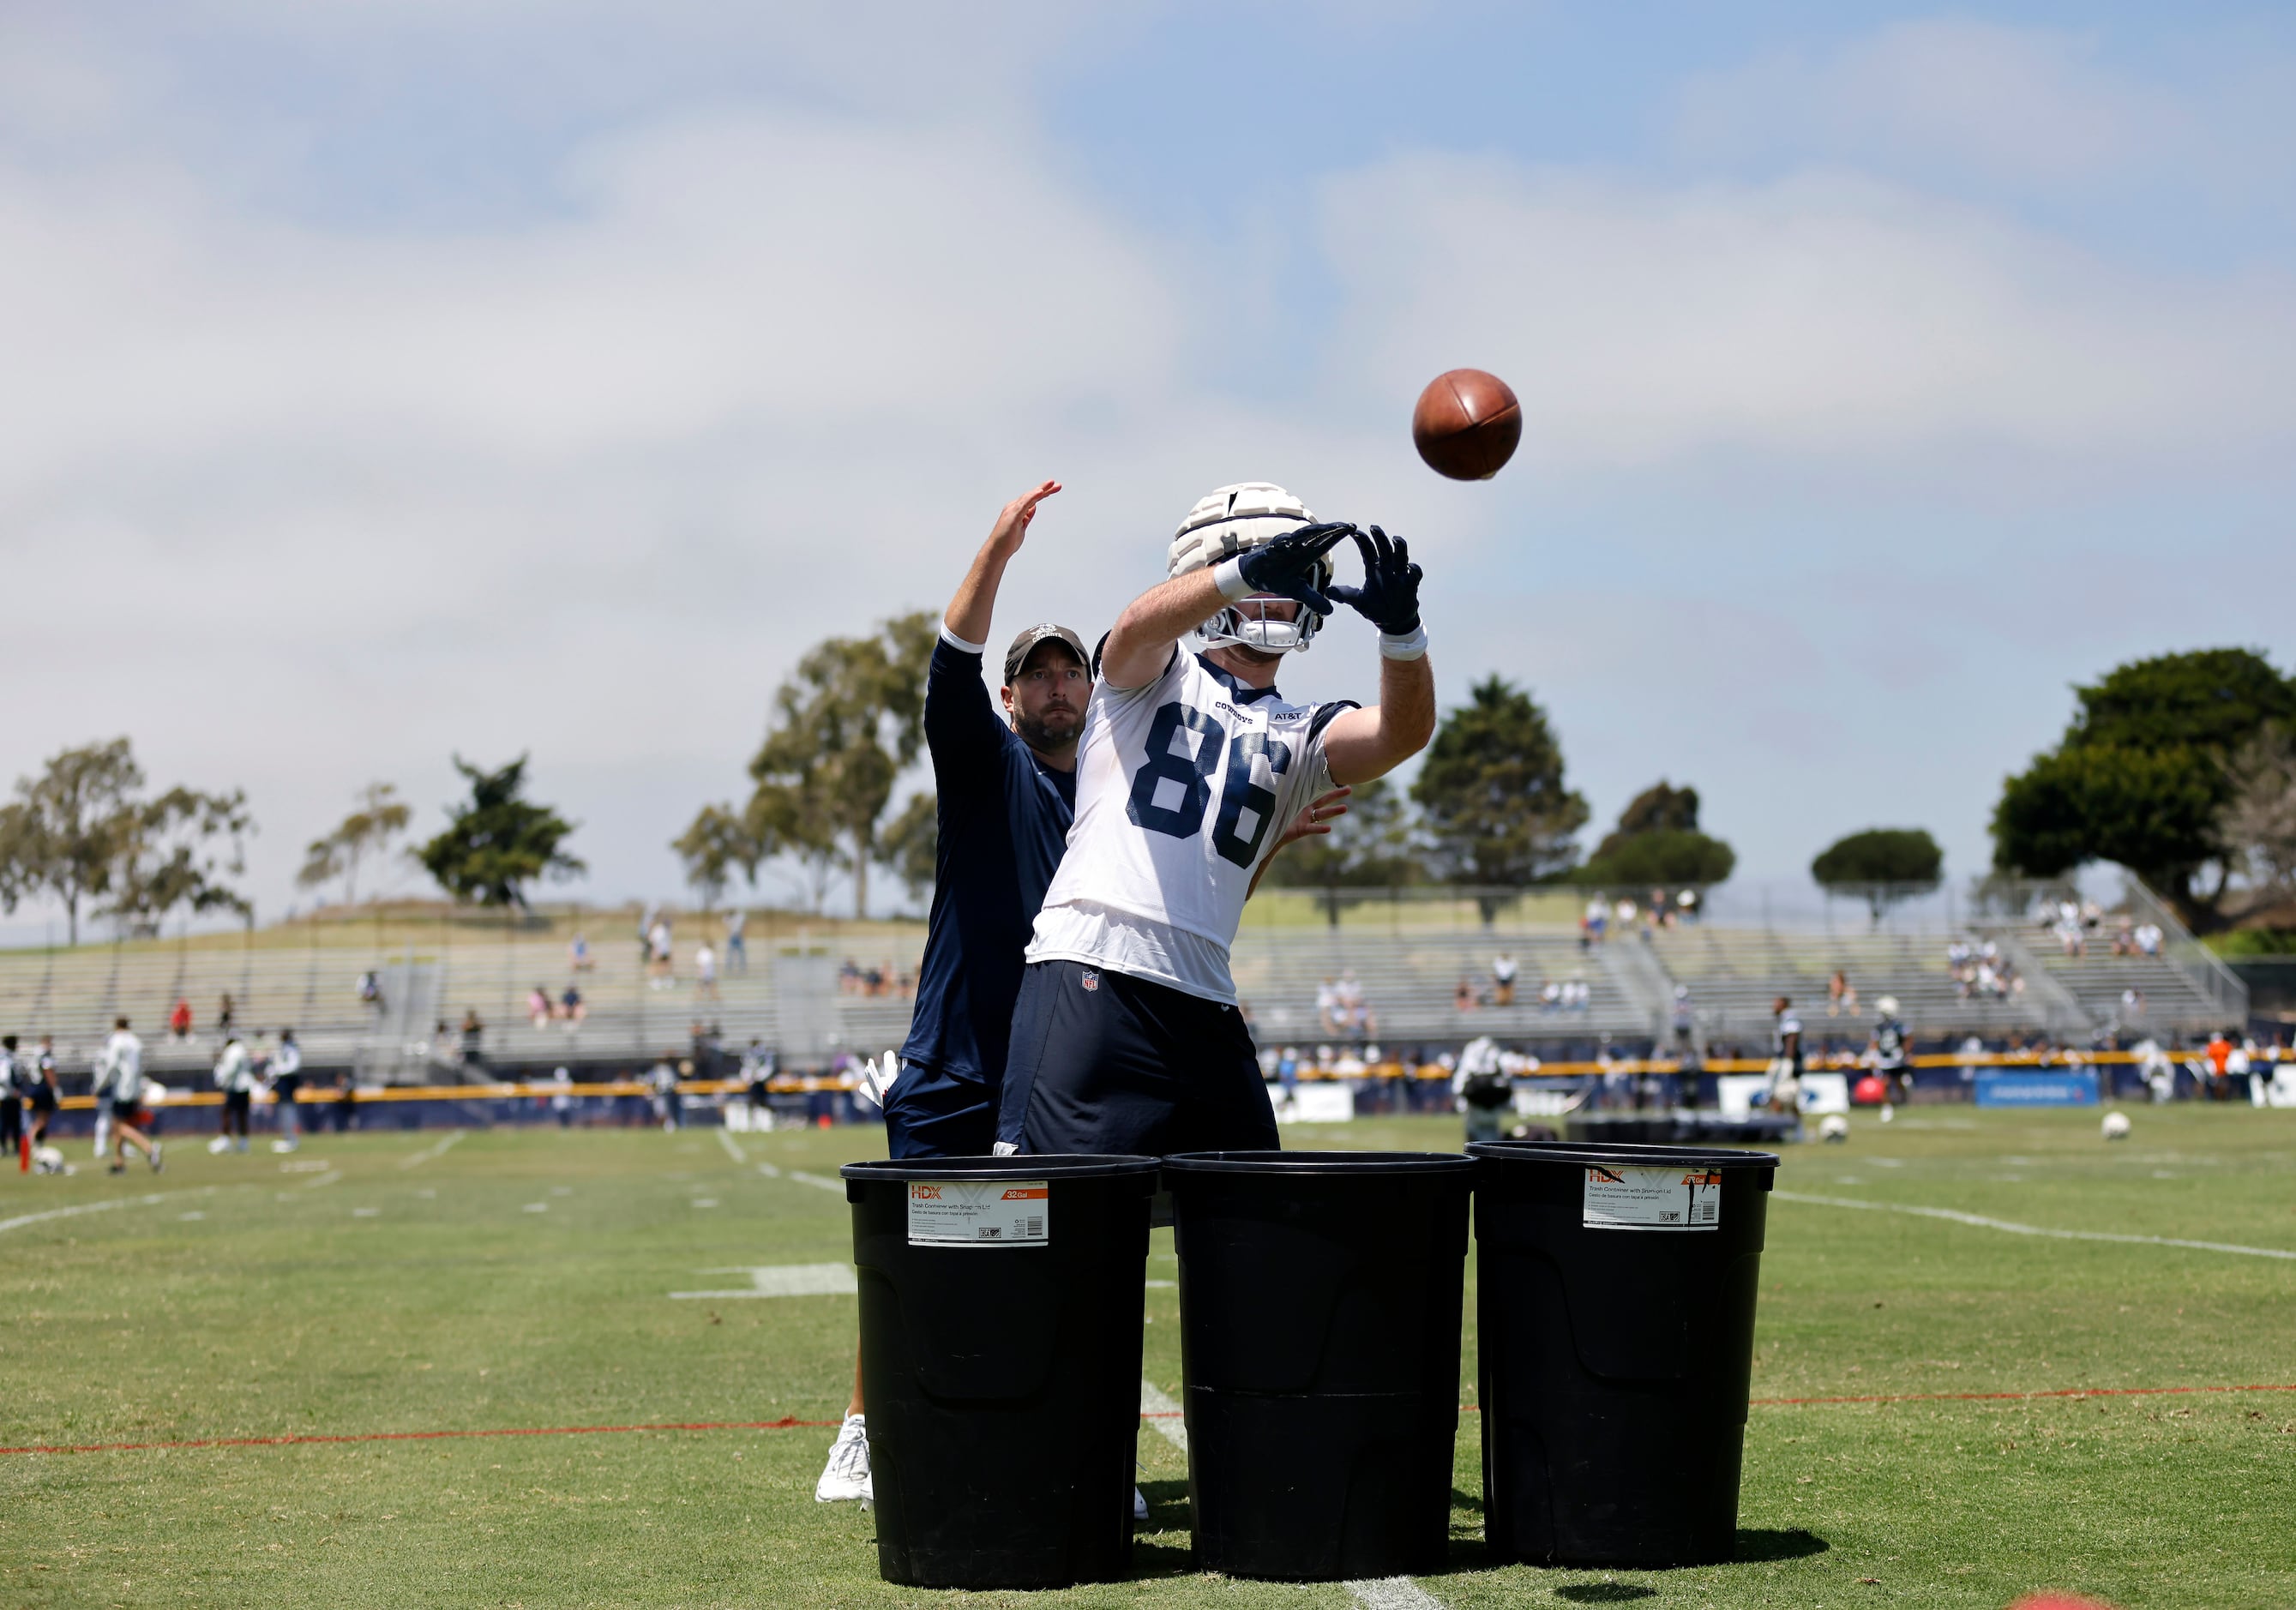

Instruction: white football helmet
[1167,482,1330,654]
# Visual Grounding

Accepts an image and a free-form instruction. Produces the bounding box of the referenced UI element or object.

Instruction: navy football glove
[1234,521,1355,616]
[1327,526,1421,635]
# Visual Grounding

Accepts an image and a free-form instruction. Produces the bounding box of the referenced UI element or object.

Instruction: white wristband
[1379,625,1429,661]
[1211,556,1252,603]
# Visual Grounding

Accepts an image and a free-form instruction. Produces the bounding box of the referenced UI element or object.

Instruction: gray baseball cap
[1003,623,1090,684]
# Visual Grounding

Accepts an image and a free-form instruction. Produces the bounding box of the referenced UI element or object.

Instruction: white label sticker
[906,1180,1049,1247]
[1583,1165,1722,1231]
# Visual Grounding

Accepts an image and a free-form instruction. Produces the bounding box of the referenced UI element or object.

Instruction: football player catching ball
[996,483,1434,1156]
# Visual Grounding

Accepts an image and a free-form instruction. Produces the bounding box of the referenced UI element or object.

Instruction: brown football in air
[1412,368,1522,481]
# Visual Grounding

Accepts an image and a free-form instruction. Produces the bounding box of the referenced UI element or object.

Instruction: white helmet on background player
[1167,482,1330,654]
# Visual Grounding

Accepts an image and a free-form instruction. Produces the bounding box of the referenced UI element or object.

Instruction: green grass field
[3,1107,2291,1608]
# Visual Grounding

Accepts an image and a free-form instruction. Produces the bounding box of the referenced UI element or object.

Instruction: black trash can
[1164,1150,1474,1581]
[1469,1139,1779,1567]
[841,1153,1160,1589]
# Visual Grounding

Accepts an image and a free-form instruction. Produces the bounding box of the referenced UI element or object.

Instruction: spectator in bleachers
[647,919,674,988]
[561,983,586,1024]
[1491,952,1518,1006]
[2135,922,2163,957]
[1453,976,1478,1012]
[2053,901,2086,957]
[1542,977,1563,1014]
[1564,976,1590,1012]
[1671,984,1693,1048]
[1332,970,1376,1041]
[358,970,386,1013]
[217,992,235,1039]
[569,932,593,971]
[169,996,194,1042]
[460,1009,485,1068]
[527,985,555,1030]
[1317,976,1342,1033]
[1583,897,1607,948]
[696,942,719,1001]
[724,910,748,973]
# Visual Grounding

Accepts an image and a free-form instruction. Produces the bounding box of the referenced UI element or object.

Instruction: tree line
[0,746,583,940]
[6,645,2281,942]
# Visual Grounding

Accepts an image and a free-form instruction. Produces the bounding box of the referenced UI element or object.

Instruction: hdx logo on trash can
[907,1179,1050,1247]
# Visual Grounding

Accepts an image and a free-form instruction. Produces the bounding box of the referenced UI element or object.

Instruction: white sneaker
[208,1136,231,1155]
[1133,1487,1148,1523]
[814,1413,872,1502]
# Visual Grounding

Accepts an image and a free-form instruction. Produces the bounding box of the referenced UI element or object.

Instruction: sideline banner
[1974,1070,2098,1107]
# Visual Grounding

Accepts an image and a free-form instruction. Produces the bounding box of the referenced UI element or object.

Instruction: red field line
[10,1384,2292,1457]
[1750,1382,2296,1408]
[0,1416,842,1457]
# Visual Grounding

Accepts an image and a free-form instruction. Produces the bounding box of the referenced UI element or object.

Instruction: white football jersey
[1029,647,1350,1003]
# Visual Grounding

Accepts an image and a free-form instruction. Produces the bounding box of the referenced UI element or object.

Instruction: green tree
[0,740,255,944]
[1812,827,1944,922]
[878,791,938,906]
[0,739,143,944]
[417,756,583,908]
[742,611,934,919]
[297,782,412,905]
[2218,722,2296,906]
[104,786,256,934]
[1411,676,1588,919]
[1992,647,2295,922]
[1260,778,1423,925]
[671,802,763,911]
[1575,779,1734,888]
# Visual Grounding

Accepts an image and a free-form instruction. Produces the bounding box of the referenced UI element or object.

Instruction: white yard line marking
[1347,1578,1446,1609]
[301,1170,343,1189]
[754,1162,781,1178]
[1139,1380,1187,1452]
[715,1129,748,1165]
[1774,1190,2296,1261]
[397,1131,466,1170]
[0,1192,177,1235]
[670,1264,857,1300]
[787,1170,844,1193]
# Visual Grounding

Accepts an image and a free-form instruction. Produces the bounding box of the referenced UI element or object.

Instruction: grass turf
[1,1106,2290,1607]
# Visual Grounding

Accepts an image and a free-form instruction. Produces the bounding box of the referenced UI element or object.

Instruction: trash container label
[1583,1165,1722,1231]
[906,1180,1050,1247]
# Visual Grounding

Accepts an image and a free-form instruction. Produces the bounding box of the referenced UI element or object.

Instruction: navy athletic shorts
[0,1097,18,1148]
[995,958,1277,1156]
[881,1061,997,1159]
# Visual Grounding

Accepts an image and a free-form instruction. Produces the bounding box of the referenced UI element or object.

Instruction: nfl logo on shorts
[1080,969,1099,993]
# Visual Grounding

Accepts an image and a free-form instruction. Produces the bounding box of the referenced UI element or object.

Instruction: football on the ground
[1412,368,1521,481]
[2101,1110,2131,1140]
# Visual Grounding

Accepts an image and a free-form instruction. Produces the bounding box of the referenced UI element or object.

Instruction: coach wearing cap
[815,479,1086,1501]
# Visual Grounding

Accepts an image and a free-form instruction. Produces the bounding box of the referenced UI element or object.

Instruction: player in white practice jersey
[995,482,1434,1155]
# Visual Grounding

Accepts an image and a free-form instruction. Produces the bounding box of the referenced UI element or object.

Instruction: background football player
[995,482,1433,1156]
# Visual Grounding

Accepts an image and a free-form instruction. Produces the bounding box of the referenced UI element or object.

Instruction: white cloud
[1317,155,2296,472]
[1674,20,2185,187]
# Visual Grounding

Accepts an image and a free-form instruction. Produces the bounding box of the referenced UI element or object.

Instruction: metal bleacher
[1231,928,1649,1046]
[0,922,927,1086]
[0,877,2245,1086]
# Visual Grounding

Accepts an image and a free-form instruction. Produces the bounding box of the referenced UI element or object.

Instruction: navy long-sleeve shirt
[897,634,1077,1085]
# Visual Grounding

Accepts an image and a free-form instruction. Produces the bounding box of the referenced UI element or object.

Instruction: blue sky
[2,3,2292,922]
